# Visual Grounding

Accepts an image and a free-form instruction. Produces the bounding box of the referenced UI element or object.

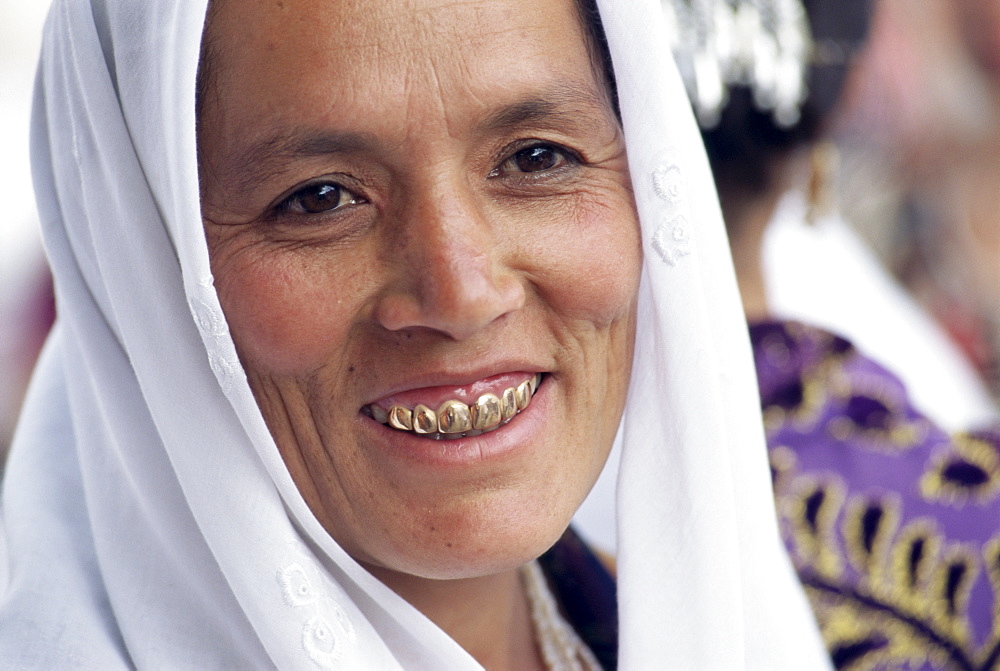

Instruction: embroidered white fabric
[0,0,830,668]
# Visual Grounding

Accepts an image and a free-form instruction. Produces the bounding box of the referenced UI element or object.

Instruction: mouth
[361,373,543,440]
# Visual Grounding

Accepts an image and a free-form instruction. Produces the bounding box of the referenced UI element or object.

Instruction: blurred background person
[746,0,997,432]
[838,0,1000,408]
[575,1,1000,668]
[684,0,1000,666]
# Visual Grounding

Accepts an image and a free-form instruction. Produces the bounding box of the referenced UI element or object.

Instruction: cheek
[212,250,360,375]
[525,194,642,326]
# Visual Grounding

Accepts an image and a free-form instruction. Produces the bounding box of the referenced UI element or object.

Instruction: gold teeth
[471,393,502,431]
[370,374,542,438]
[412,404,437,434]
[501,388,518,421]
[515,379,531,410]
[437,399,472,434]
[388,405,413,431]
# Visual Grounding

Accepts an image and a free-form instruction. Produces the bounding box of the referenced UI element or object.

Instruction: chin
[357,480,587,581]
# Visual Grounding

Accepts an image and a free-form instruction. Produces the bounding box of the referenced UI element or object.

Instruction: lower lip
[357,377,551,469]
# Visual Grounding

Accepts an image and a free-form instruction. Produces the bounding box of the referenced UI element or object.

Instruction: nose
[374,175,525,341]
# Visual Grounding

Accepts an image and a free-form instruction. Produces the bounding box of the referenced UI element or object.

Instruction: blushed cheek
[542,207,642,327]
[215,258,357,376]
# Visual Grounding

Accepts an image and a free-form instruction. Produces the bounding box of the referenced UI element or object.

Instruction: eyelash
[489,141,580,179]
[273,179,367,218]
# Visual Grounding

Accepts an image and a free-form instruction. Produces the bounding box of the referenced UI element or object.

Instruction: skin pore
[197,0,640,668]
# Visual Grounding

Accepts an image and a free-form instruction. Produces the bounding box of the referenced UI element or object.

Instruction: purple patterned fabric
[751,321,1000,671]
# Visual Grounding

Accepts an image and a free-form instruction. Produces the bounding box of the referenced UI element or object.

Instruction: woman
[867,0,1000,404]
[672,0,1000,668]
[0,0,828,668]
[698,0,998,433]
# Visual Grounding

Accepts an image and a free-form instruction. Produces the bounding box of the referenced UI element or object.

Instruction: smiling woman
[199,0,638,592]
[0,0,828,669]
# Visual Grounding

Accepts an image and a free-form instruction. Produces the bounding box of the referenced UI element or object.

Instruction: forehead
[200,0,600,138]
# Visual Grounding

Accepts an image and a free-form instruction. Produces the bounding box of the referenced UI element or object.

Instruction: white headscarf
[0,0,829,668]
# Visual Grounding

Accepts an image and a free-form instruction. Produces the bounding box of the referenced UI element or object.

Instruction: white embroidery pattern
[188,275,241,392]
[302,617,342,667]
[190,297,227,338]
[650,159,695,266]
[277,563,319,607]
[651,163,684,203]
[652,214,693,266]
[277,561,357,669]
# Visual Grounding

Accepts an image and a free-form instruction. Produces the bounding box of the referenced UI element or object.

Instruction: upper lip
[360,361,546,408]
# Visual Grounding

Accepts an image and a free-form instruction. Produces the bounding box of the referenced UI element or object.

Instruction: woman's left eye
[492,144,575,177]
[276,181,366,216]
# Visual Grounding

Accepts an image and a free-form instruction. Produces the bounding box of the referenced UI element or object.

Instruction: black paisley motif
[845,395,893,431]
[922,436,1000,508]
[830,635,890,670]
[843,496,899,578]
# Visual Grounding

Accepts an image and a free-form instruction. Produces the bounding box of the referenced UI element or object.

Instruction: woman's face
[198,0,641,580]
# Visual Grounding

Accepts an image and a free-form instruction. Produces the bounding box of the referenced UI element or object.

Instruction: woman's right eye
[276,181,366,216]
[490,142,577,179]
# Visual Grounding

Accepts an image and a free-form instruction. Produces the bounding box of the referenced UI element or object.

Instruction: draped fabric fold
[0,0,828,668]
[599,2,827,667]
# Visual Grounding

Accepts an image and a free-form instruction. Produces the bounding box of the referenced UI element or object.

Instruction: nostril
[373,268,525,340]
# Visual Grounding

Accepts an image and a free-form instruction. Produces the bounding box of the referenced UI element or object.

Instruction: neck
[365,564,545,670]
[724,191,781,323]
[722,151,809,323]
[727,204,771,322]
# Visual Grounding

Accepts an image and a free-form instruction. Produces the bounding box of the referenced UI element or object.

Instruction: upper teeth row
[365,374,542,436]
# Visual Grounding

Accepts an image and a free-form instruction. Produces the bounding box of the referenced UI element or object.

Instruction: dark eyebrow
[479,83,613,134]
[217,129,379,196]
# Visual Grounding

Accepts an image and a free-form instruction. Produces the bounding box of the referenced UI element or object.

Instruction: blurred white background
[1,3,53,455]
[1,3,50,290]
